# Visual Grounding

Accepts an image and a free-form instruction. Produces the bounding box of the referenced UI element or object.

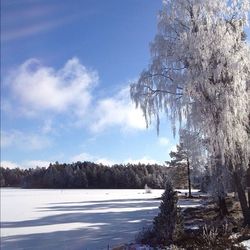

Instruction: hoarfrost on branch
[130,0,250,169]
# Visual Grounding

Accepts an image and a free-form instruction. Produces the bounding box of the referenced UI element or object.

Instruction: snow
[0,188,201,250]
[241,240,250,249]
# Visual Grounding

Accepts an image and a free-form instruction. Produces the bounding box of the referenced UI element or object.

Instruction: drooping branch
[142,85,183,96]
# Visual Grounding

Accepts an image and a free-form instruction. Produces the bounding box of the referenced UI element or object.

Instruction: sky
[1,1,249,169]
[1,0,179,169]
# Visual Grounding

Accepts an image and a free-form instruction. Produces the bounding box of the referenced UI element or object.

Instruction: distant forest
[0,161,197,189]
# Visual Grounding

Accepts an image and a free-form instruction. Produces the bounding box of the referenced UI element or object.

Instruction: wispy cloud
[1,130,52,151]
[2,19,64,42]
[1,2,87,42]
[3,4,57,24]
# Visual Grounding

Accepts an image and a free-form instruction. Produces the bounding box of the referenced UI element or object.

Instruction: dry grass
[134,195,249,249]
[175,195,249,249]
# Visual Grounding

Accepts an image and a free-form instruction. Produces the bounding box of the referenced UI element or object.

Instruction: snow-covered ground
[0,188,200,250]
[241,240,250,249]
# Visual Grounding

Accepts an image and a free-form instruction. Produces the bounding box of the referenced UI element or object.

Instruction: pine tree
[166,143,192,197]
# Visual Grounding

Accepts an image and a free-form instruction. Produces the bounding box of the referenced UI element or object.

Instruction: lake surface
[1,188,164,250]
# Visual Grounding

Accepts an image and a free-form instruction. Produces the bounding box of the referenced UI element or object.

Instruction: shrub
[153,181,178,245]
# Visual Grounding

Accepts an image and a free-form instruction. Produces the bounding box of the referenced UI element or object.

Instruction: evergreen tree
[166,143,192,197]
[153,181,178,245]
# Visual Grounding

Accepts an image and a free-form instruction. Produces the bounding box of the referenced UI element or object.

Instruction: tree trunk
[215,154,228,217]
[246,167,250,208]
[187,157,192,197]
[248,189,250,209]
[218,196,229,217]
[233,171,250,226]
[216,180,229,217]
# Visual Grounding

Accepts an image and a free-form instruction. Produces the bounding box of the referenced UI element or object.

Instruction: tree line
[0,161,196,189]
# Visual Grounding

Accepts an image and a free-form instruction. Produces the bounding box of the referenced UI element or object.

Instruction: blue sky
[1,0,179,169]
[2,1,249,169]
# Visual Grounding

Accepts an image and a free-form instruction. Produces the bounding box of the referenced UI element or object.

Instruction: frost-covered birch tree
[130,0,250,224]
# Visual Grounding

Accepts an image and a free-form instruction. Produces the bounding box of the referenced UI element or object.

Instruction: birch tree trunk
[233,171,250,226]
[187,157,192,198]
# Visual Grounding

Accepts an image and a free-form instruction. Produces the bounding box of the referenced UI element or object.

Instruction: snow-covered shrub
[144,184,152,193]
[153,181,178,245]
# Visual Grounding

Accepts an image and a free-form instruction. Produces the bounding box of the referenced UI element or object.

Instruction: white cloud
[70,152,93,162]
[70,152,115,166]
[124,156,160,165]
[71,152,161,166]
[6,57,98,117]
[0,160,51,169]
[0,161,20,169]
[95,158,115,166]
[1,155,160,169]
[91,87,146,133]
[23,160,51,168]
[158,137,169,146]
[4,58,148,135]
[1,130,52,151]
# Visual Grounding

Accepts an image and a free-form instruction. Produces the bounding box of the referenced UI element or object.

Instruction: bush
[153,181,178,245]
[137,181,182,247]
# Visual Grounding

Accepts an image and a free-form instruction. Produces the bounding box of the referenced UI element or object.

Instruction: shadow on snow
[1,196,202,250]
[1,198,160,250]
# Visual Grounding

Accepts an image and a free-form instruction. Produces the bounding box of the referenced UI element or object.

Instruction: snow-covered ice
[0,188,201,250]
[0,188,162,250]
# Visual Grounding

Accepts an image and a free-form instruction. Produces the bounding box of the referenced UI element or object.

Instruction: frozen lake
[1,188,164,250]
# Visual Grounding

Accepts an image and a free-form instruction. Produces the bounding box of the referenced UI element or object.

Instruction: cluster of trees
[131,0,250,225]
[0,161,194,189]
